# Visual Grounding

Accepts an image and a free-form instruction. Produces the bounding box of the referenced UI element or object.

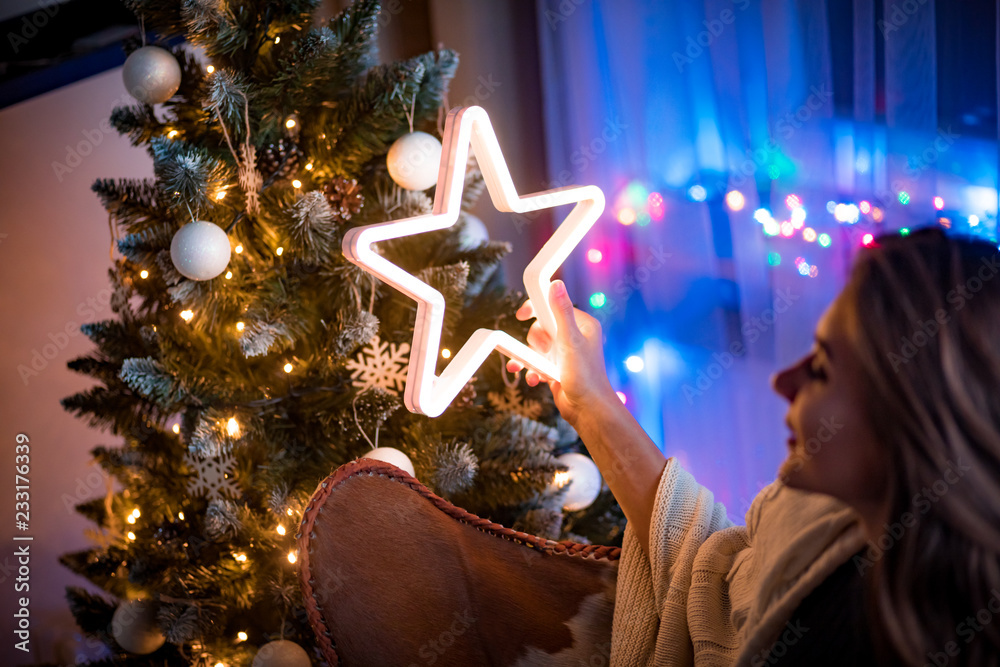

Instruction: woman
[508,227,1000,665]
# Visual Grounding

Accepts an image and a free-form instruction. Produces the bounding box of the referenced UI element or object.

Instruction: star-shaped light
[342,106,605,417]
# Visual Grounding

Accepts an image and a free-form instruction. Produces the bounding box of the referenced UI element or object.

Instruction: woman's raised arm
[508,280,668,559]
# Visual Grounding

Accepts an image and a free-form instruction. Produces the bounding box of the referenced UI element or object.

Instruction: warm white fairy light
[276,524,286,535]
[140,270,148,279]
[274,35,280,44]
[305,162,314,170]
[287,550,297,564]
[291,179,302,188]
[441,348,451,358]
[215,190,226,200]
[283,363,293,373]
[127,531,136,541]
[127,515,136,524]
[234,552,247,562]
[178,511,185,520]
[225,271,232,279]
[285,118,296,129]
[237,631,248,642]
[276,246,284,255]
[180,310,194,322]
[235,245,243,253]
[172,424,180,434]
[215,662,224,667]
[236,321,244,331]
[167,129,178,138]
[226,417,239,436]
[286,508,293,516]
[132,508,140,518]
[206,65,215,74]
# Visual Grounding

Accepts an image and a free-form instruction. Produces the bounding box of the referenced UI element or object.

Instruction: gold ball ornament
[111,599,166,655]
[251,639,311,667]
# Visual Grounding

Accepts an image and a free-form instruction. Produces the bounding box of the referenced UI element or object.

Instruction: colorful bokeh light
[725,190,745,211]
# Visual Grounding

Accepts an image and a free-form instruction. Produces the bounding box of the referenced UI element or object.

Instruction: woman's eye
[807,361,826,380]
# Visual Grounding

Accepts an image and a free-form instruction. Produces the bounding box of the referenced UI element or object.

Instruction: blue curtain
[536,0,996,520]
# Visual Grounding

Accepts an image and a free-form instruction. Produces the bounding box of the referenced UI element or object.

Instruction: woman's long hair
[840,227,1000,666]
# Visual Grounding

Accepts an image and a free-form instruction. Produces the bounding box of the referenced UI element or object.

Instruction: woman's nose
[770,363,801,402]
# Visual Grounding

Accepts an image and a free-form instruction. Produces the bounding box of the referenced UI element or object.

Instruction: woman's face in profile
[770,296,889,521]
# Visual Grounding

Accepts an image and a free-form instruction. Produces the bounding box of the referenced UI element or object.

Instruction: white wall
[0,66,153,664]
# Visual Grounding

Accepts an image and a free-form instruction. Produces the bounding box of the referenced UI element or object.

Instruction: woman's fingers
[525,324,552,351]
[515,299,534,321]
[506,358,524,374]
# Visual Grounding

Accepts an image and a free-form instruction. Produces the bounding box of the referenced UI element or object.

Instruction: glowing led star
[342,106,605,417]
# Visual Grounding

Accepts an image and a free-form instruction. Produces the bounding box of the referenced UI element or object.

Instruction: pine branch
[110,103,165,146]
[150,137,231,211]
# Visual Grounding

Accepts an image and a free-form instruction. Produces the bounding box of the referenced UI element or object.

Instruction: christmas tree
[55,0,625,664]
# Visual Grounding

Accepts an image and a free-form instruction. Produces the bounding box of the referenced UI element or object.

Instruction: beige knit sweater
[609,457,868,666]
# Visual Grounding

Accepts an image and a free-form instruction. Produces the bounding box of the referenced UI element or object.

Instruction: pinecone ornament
[257,139,301,179]
[454,376,478,409]
[322,177,365,221]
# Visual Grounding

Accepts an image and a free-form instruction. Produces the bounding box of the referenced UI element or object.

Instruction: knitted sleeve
[610,457,734,666]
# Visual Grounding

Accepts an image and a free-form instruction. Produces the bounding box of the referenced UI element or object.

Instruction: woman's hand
[506,280,616,427]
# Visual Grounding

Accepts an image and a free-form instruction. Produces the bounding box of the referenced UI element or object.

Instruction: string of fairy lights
[581,180,996,389]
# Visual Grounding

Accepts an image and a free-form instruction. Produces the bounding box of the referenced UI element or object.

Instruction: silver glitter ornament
[170,221,232,281]
[122,46,181,104]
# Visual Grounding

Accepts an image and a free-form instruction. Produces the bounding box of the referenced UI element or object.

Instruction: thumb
[549,280,582,344]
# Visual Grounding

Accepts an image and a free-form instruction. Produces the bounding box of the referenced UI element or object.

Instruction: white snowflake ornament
[345,334,410,395]
[184,450,240,501]
[487,384,543,420]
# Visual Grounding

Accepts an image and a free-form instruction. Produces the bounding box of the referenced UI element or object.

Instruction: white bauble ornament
[552,452,602,511]
[170,221,232,281]
[252,639,311,667]
[122,46,181,105]
[362,446,415,477]
[111,599,165,655]
[458,213,490,250]
[386,131,442,191]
